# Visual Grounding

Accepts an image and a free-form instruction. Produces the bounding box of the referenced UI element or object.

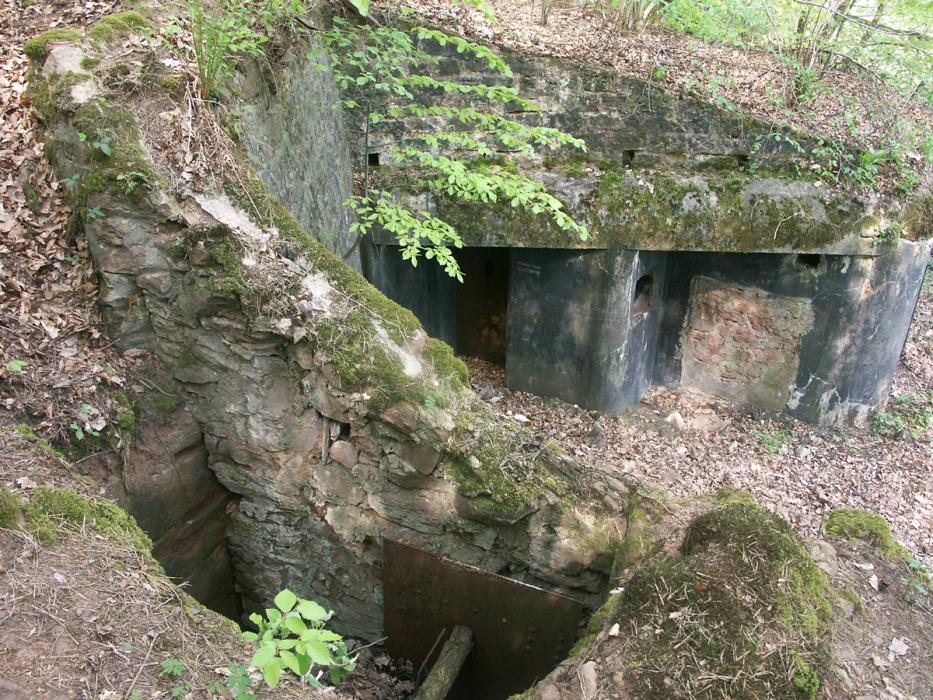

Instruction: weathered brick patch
[681,277,814,411]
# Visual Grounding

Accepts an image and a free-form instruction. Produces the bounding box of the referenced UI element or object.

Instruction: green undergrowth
[825,508,908,559]
[13,424,68,462]
[88,11,151,44]
[0,486,22,529]
[23,28,83,62]
[610,490,668,575]
[569,593,618,656]
[611,504,832,699]
[714,484,757,506]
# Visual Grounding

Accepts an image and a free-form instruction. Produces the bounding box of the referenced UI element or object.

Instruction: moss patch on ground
[23,28,83,62]
[24,485,152,551]
[611,504,832,699]
[0,486,23,529]
[88,11,151,44]
[825,508,908,559]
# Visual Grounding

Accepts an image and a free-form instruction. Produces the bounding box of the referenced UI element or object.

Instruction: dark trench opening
[454,247,510,365]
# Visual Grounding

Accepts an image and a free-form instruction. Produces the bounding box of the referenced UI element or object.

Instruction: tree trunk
[414,626,474,700]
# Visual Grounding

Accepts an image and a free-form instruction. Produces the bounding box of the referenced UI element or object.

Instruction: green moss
[80,56,99,70]
[415,158,880,252]
[611,491,668,574]
[25,486,152,552]
[0,486,23,528]
[791,653,820,700]
[838,587,864,614]
[825,508,908,559]
[607,504,832,699]
[88,11,151,44]
[445,410,576,516]
[569,593,618,656]
[422,337,469,387]
[23,28,83,62]
[114,391,137,433]
[714,484,757,506]
[230,174,422,339]
[28,71,91,121]
[218,174,473,412]
[685,505,833,635]
[202,229,255,301]
[13,424,67,461]
[150,393,178,415]
[73,98,157,199]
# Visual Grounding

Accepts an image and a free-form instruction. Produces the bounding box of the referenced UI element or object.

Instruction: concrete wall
[506,248,666,412]
[655,242,931,423]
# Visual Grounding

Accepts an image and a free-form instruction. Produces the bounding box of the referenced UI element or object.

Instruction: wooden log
[414,625,474,700]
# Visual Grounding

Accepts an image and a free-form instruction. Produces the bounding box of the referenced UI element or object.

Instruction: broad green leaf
[348,0,369,16]
[274,589,297,613]
[250,644,275,668]
[241,631,259,641]
[278,649,301,675]
[284,615,308,635]
[262,658,283,688]
[306,639,333,665]
[297,599,328,622]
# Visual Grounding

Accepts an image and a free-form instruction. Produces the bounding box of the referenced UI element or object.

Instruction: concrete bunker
[367,241,929,425]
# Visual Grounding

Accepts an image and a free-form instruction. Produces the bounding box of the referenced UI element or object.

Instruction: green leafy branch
[316,16,589,278]
[242,589,356,689]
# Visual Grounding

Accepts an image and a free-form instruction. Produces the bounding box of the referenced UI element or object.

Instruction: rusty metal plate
[383,540,585,699]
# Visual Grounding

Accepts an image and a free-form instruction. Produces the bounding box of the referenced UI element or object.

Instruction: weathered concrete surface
[505,248,666,413]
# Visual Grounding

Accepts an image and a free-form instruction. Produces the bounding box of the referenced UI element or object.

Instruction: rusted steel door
[383,540,585,699]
